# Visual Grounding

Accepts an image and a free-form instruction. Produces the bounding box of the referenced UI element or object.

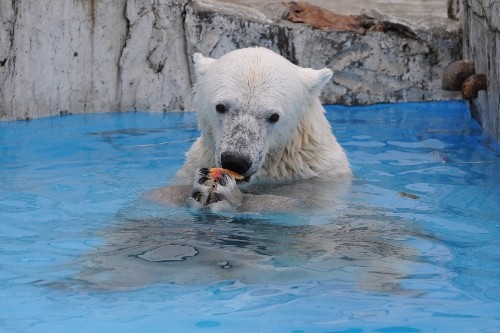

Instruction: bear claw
[191,191,202,201]
[197,176,209,185]
[189,167,242,210]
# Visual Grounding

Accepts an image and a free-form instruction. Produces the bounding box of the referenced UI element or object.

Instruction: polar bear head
[191,47,347,181]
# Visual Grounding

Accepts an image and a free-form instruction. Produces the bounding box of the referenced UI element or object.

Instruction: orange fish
[208,168,245,181]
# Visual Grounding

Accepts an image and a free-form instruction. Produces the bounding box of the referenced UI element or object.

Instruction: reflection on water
[2,103,499,331]
[72,197,427,294]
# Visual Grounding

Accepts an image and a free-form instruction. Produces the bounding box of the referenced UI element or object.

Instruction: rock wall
[0,0,129,119]
[0,0,461,120]
[461,0,500,141]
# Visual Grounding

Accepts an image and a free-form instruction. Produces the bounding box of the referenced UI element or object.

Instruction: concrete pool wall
[461,0,500,142]
[0,0,498,140]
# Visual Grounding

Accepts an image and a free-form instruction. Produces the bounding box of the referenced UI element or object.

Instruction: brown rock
[462,74,487,100]
[442,59,475,91]
[283,1,370,35]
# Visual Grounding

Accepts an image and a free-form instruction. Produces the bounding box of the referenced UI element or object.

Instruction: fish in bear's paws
[188,168,245,211]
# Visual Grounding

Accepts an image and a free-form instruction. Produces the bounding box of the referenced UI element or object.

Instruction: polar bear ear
[193,53,217,81]
[299,67,333,95]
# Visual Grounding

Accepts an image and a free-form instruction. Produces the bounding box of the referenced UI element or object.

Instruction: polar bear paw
[188,168,243,212]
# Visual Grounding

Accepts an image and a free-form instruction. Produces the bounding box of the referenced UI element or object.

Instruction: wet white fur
[178,47,352,183]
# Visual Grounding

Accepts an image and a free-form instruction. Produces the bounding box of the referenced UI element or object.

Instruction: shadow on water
[66,198,430,295]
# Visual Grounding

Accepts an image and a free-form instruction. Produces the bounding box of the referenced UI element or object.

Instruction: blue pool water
[0,101,499,332]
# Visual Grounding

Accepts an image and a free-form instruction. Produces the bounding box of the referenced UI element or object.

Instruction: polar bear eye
[215,104,227,114]
[268,113,280,124]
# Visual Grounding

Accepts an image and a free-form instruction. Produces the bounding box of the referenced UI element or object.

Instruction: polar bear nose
[221,152,252,175]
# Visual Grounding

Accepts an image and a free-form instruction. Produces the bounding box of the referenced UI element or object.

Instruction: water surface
[0,101,499,332]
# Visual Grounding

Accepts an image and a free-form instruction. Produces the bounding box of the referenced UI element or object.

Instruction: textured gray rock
[119,0,192,112]
[185,0,461,105]
[1,0,461,120]
[462,0,500,141]
[447,0,460,20]
[0,0,128,119]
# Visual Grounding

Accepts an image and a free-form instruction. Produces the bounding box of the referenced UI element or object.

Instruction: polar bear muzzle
[215,113,267,177]
[220,151,252,176]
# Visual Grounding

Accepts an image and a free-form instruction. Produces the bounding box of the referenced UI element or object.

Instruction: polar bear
[153,47,352,212]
